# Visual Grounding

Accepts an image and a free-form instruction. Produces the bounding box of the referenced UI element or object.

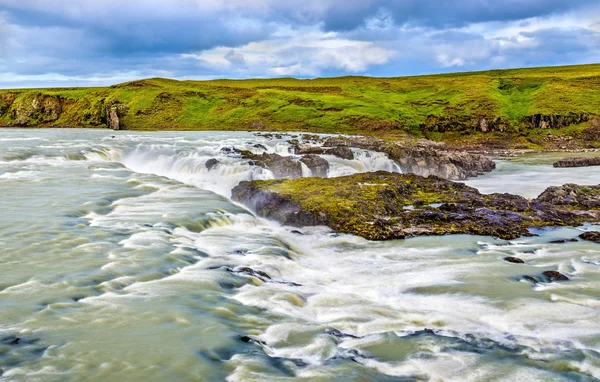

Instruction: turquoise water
[1,129,599,381]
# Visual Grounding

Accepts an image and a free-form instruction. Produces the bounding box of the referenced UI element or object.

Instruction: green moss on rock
[232,172,600,240]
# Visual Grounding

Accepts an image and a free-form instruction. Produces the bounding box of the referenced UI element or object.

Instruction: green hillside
[1,64,599,147]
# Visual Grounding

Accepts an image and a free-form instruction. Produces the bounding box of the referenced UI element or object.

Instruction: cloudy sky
[0,0,599,88]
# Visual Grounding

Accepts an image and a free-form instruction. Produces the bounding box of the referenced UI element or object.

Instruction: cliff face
[0,64,598,148]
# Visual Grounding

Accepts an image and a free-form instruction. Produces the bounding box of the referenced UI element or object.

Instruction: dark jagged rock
[252,143,268,151]
[232,171,600,241]
[300,155,329,177]
[229,267,271,281]
[549,238,578,244]
[239,335,266,346]
[291,144,326,155]
[504,256,525,264]
[322,136,495,180]
[205,158,219,171]
[580,231,600,243]
[536,184,600,210]
[542,271,569,282]
[553,157,600,168]
[236,150,302,178]
[530,113,589,130]
[522,275,538,284]
[325,146,354,160]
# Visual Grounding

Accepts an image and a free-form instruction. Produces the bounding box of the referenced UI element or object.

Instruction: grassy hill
[1,64,599,148]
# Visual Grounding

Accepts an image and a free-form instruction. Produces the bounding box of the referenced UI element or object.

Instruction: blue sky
[0,0,598,88]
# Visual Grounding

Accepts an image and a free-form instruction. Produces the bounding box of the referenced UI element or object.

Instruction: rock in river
[300,155,329,177]
[553,157,600,168]
[580,231,600,243]
[232,171,600,241]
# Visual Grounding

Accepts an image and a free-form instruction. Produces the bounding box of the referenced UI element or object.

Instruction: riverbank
[1,63,599,151]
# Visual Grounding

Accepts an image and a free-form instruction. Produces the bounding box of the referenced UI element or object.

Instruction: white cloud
[183,26,395,76]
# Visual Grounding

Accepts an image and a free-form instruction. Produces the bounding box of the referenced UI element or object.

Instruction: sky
[0,0,599,88]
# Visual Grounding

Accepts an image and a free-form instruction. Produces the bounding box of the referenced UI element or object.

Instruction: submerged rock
[542,270,569,282]
[553,157,600,168]
[580,231,600,243]
[549,238,578,244]
[504,256,525,264]
[300,155,329,177]
[522,275,538,284]
[236,150,302,178]
[205,158,219,171]
[232,171,599,241]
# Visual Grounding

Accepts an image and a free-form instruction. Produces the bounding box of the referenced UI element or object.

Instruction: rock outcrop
[236,150,303,178]
[105,103,129,130]
[553,157,600,168]
[319,136,495,180]
[205,158,219,171]
[300,155,329,177]
[232,171,599,241]
[536,184,600,210]
[580,231,600,243]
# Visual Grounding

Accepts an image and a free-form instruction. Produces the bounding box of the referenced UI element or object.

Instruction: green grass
[1,63,599,146]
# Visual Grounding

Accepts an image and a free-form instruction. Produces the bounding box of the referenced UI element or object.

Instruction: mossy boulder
[232,172,599,240]
[536,184,600,210]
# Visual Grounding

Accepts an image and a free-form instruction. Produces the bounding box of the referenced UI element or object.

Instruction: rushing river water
[1,129,600,382]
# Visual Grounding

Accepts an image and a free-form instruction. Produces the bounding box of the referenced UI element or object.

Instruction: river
[1,129,599,381]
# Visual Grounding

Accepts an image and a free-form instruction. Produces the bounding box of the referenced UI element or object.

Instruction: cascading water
[1,128,599,382]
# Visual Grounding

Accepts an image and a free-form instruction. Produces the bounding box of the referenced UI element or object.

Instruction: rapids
[1,129,599,381]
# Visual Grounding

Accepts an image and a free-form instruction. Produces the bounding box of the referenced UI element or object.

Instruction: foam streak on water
[1,129,599,382]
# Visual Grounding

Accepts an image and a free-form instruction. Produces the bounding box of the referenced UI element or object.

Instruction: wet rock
[233,171,600,240]
[252,143,268,151]
[300,155,329,177]
[220,146,237,155]
[205,158,219,171]
[580,231,600,243]
[522,275,538,284]
[549,238,578,244]
[236,150,302,179]
[291,144,326,155]
[326,328,360,339]
[325,146,354,160]
[230,267,272,281]
[536,184,600,210]
[504,256,525,264]
[323,135,495,180]
[542,270,569,282]
[553,157,600,168]
[2,336,20,345]
[239,335,266,346]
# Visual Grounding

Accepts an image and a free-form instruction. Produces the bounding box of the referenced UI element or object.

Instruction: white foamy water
[1,128,599,382]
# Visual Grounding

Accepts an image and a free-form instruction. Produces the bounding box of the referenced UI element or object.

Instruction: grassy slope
[1,64,599,147]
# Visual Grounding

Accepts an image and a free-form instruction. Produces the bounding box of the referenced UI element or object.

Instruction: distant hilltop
[1,63,599,150]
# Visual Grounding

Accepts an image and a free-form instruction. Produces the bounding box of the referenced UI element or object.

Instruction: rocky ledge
[553,156,600,168]
[297,135,496,180]
[232,172,599,240]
